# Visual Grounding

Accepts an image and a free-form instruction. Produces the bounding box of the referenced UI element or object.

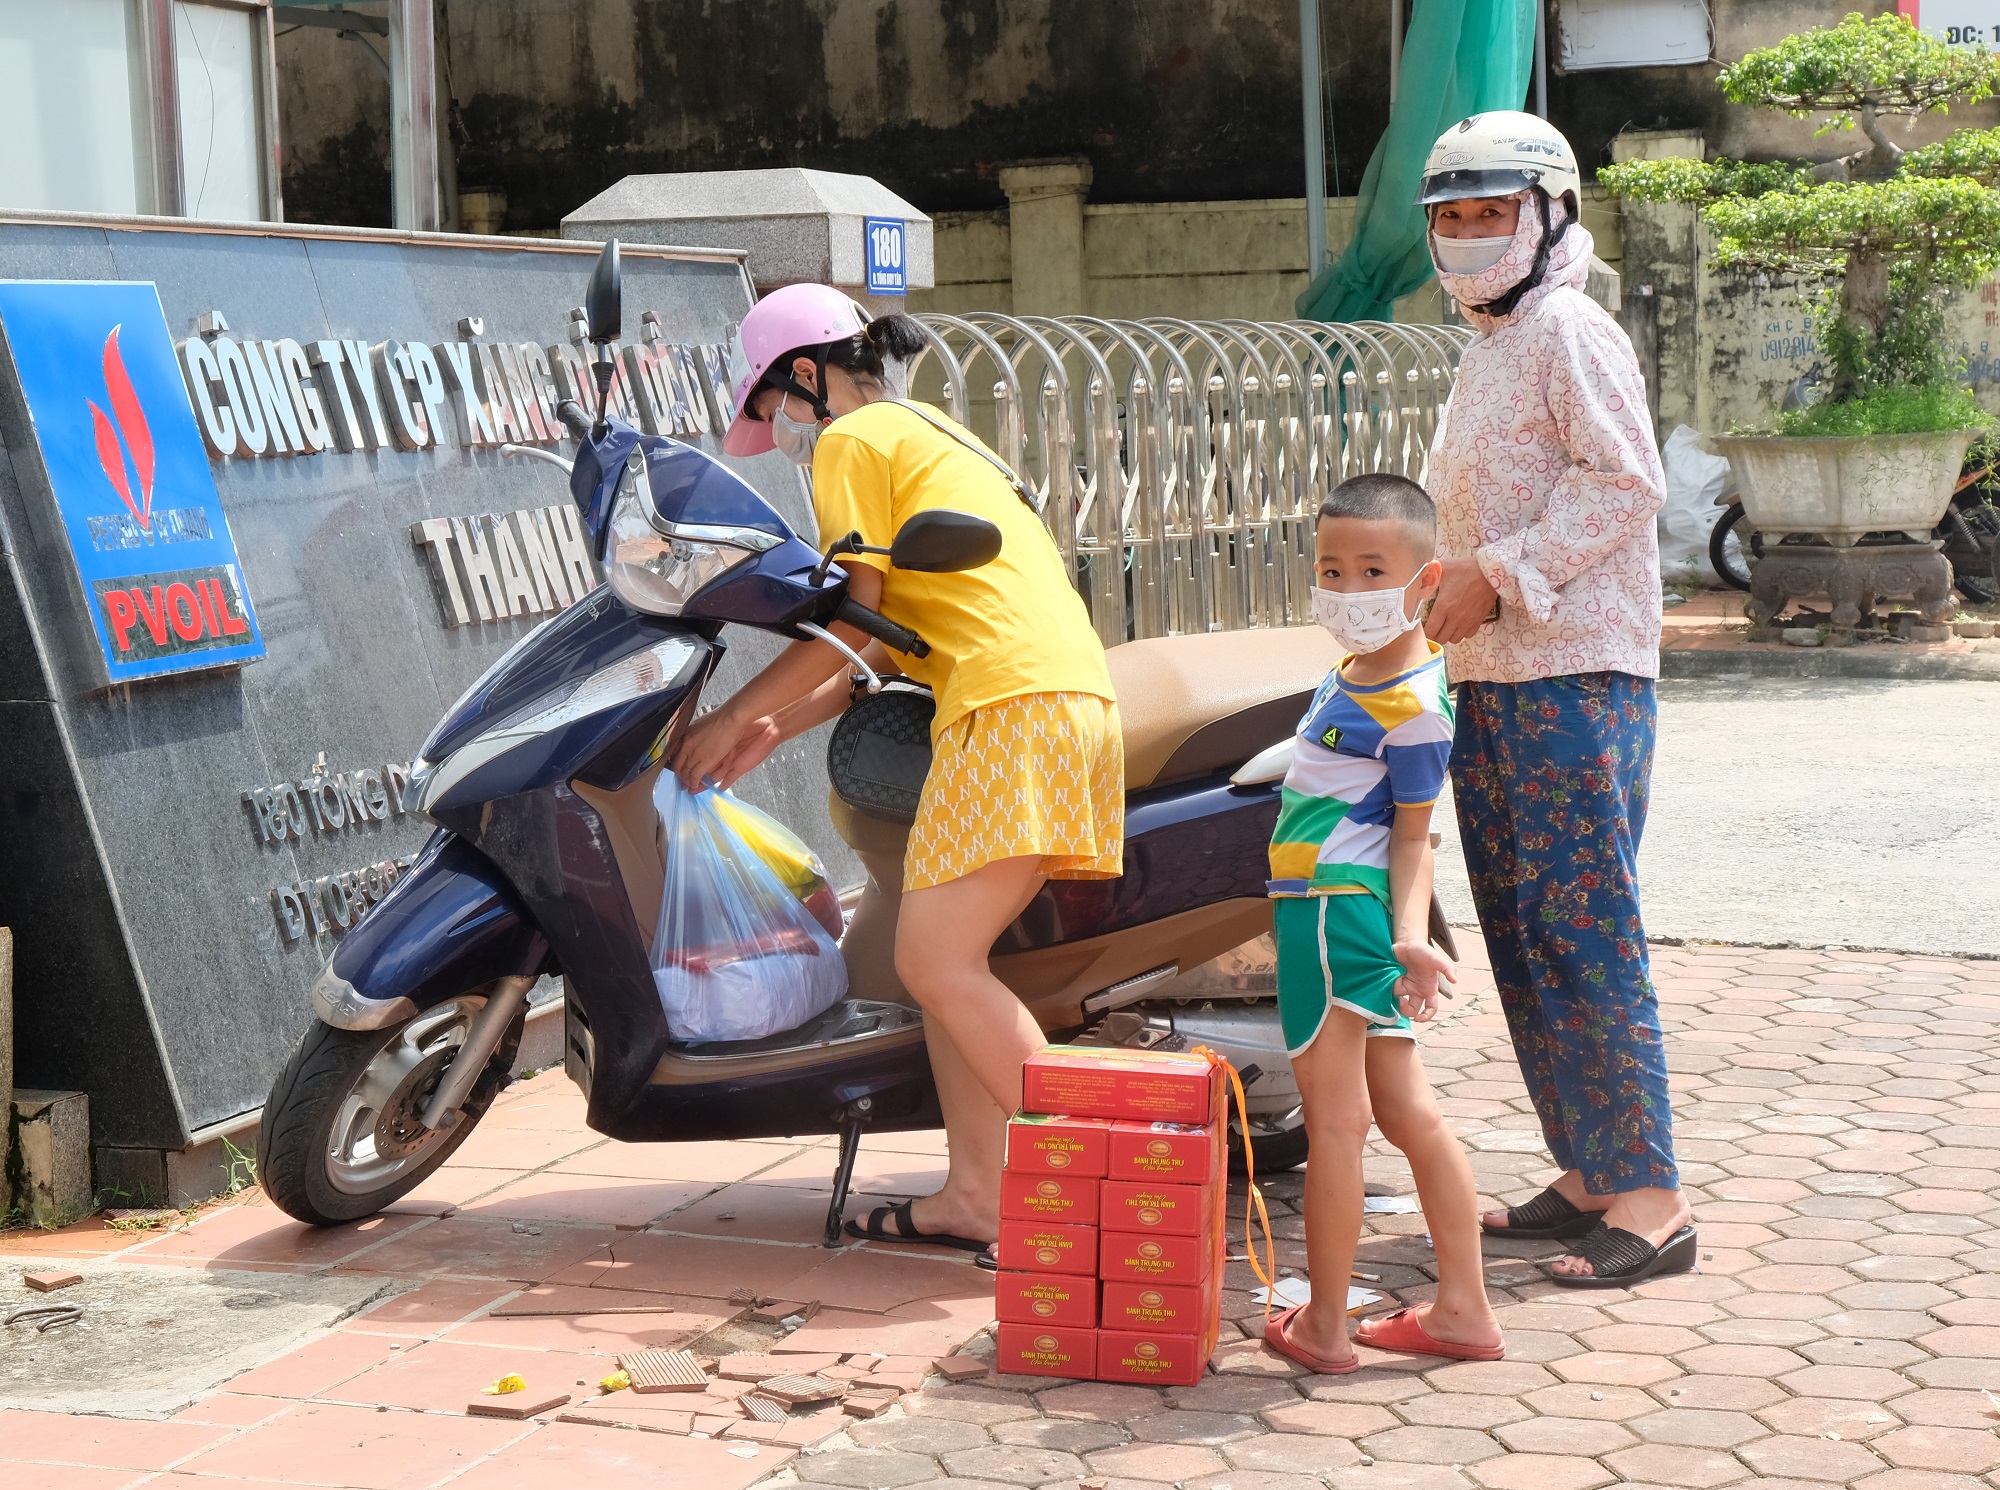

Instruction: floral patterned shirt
[1428,223,1665,685]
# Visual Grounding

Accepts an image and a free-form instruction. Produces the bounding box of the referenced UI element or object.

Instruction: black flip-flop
[1550,1223,1698,1289]
[1481,1186,1605,1240]
[843,1198,991,1254]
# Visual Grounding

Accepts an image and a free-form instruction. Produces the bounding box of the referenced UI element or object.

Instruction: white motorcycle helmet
[1419,110,1580,212]
[1419,111,1581,314]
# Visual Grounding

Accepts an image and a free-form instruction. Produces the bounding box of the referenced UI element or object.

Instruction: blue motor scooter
[258,242,1352,1233]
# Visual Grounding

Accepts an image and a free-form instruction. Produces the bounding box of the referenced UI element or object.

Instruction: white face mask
[769,394,822,466]
[1311,569,1431,656]
[1431,231,1512,275]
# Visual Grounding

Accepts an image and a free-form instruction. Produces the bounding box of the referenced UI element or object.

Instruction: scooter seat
[828,625,1338,856]
[1109,626,1336,790]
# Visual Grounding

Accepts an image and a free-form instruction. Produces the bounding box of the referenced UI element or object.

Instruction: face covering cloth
[1311,570,1430,655]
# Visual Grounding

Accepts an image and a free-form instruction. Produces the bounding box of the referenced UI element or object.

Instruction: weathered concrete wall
[276,0,1795,233]
[910,187,1621,325]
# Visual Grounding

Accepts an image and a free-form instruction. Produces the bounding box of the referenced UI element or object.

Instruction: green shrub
[1771,381,1992,436]
[1600,12,2000,422]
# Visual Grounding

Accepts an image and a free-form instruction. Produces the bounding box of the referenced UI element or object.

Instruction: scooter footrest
[666,998,922,1060]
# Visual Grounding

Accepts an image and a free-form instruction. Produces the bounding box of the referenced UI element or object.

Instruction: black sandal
[1550,1223,1698,1289]
[843,1198,991,1254]
[1481,1186,1604,1240]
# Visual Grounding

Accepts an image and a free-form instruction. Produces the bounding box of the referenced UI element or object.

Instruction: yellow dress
[812,401,1123,891]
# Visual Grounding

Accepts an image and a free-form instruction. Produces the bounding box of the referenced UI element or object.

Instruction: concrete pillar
[999,160,1093,316]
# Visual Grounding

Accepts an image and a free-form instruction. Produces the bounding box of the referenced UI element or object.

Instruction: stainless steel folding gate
[905,315,1473,645]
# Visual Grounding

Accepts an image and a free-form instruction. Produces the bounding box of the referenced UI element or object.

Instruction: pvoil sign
[0,216,829,1198]
[0,281,265,683]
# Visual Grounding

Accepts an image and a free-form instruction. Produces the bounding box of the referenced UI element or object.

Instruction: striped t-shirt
[1266,643,1453,905]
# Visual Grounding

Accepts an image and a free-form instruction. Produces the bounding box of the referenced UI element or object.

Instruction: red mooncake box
[1095,1326,1215,1386]
[1108,1120,1224,1184]
[1001,1170,1100,1226]
[1100,1180,1215,1236]
[996,1323,1096,1379]
[1022,1046,1222,1124]
[1100,1277,1219,1334]
[997,1219,1098,1276]
[995,1270,1099,1329]
[1098,1227,1217,1286]
[1005,1113,1112,1176]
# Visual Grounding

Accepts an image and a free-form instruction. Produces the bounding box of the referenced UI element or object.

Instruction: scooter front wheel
[260,997,521,1225]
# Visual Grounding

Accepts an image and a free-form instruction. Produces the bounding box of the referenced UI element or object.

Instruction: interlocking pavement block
[466,1390,571,1419]
[757,1373,844,1406]
[23,1269,84,1291]
[622,1347,711,1393]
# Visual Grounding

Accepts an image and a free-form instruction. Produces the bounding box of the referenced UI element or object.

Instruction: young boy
[1262,473,1503,1372]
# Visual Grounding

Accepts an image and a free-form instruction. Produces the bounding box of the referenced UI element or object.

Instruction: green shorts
[1273,893,1414,1056]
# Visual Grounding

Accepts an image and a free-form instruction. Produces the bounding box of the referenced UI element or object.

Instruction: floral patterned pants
[1450,673,1679,1194]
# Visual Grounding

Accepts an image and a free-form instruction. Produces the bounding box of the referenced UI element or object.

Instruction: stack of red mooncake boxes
[994,1045,1227,1386]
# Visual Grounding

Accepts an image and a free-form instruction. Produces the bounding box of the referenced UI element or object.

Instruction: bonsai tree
[1602,12,2000,430]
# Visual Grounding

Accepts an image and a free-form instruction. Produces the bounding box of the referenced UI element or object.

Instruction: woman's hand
[671,707,750,793]
[1391,939,1457,1024]
[709,715,783,790]
[1426,557,1500,645]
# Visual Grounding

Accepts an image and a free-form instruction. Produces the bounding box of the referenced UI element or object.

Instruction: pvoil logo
[90,327,155,532]
[0,281,263,684]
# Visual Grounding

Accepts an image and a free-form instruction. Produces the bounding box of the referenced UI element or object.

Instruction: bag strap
[888,399,1044,515]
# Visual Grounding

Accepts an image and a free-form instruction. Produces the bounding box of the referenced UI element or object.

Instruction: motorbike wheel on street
[1709,502,1759,592]
[260,997,523,1225]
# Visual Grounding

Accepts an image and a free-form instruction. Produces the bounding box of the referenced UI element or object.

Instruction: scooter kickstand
[823,1108,867,1248]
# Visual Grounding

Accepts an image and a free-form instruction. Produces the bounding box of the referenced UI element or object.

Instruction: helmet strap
[1475,189,1570,321]
[767,346,834,424]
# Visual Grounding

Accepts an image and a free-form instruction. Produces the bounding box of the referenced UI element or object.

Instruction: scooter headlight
[603,460,780,616]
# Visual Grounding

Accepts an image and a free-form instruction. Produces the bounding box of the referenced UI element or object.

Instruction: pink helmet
[722,283,871,456]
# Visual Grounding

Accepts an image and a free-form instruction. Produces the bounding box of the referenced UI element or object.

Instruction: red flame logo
[88,326,155,532]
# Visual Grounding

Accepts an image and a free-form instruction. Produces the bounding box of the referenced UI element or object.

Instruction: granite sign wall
[0,215,837,1194]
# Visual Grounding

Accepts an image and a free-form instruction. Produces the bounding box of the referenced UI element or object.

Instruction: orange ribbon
[1192,1044,1278,1320]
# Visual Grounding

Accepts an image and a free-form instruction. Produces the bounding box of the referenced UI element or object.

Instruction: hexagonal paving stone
[1674,1344,1810,1377]
[1466,1455,1615,1490]
[1601,1442,1754,1488]
[1549,1352,1686,1388]
[1872,1424,2000,1473]
[849,1417,993,1455]
[1394,1392,1534,1430]
[1421,1361,1557,1396]
[1167,1376,1303,1414]
[1260,1398,1400,1437]
[1754,1396,1903,1441]
[1736,1433,1890,1482]
[1038,1382,1168,1421]
[939,1444,1089,1485]
[1651,1375,1792,1411]
[903,1384,1048,1426]
[1358,1425,1504,1465]
[1492,1415,1639,1457]
[1627,1408,1770,1448]
[1085,1441,1232,1482]
[1299,1372,1434,1406]
[795,1449,946,1489]
[1886,1388,2000,1429]
[1221,1431,1365,1476]
[989,1417,1131,1453]
[1129,1410,1260,1446]
[1779,1364,1921,1401]
[1183,1472,1325,1490]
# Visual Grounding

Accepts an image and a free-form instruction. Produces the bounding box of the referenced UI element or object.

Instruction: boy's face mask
[1311,565,1435,655]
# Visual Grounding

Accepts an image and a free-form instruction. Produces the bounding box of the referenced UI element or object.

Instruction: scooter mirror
[584,239,622,343]
[889,509,1002,573]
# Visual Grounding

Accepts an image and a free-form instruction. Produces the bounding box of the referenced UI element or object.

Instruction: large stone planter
[1713,429,1975,546]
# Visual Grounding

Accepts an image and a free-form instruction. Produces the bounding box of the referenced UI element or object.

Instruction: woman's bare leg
[892,855,1048,1241]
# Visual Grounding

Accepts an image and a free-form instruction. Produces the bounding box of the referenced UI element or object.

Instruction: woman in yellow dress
[672,284,1122,1256]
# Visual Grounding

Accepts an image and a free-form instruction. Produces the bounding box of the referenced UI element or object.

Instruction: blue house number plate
[865,218,906,297]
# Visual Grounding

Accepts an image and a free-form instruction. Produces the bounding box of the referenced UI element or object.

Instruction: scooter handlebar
[834,597,930,659]
[555,399,592,441]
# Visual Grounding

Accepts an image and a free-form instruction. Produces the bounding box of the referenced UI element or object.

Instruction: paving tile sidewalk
[8,936,2000,1489]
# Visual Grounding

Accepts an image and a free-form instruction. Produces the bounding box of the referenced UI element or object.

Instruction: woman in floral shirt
[1419,112,1693,1287]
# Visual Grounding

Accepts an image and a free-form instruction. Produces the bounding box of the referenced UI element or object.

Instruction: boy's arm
[1388,801,1454,1022]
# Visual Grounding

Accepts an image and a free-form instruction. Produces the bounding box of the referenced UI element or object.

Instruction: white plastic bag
[650,775,848,1043]
[1657,425,1733,585]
